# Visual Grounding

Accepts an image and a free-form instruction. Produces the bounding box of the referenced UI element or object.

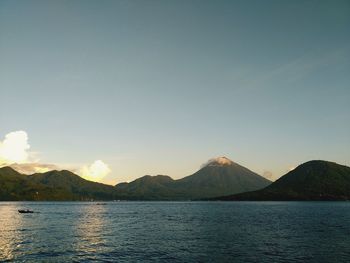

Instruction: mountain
[28,170,117,200]
[174,157,271,199]
[0,156,271,201]
[3,159,349,201]
[114,157,271,200]
[0,167,116,201]
[114,175,179,200]
[214,160,350,201]
[0,167,71,200]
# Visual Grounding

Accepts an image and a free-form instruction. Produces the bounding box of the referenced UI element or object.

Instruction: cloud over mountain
[0,131,112,183]
[10,163,59,174]
[200,157,234,168]
[78,160,111,182]
[0,131,31,166]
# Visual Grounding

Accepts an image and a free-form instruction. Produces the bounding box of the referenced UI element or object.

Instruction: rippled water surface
[1,202,350,262]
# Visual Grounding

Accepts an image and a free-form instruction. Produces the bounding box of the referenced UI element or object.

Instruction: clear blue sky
[1,0,349,184]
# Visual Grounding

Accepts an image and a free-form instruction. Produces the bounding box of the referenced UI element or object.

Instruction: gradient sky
[1,0,349,184]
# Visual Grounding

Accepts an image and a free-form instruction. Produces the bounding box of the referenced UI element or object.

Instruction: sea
[1,201,350,262]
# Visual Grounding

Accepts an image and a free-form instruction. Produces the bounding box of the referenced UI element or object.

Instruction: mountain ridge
[0,157,270,201]
[213,160,350,201]
[6,158,349,201]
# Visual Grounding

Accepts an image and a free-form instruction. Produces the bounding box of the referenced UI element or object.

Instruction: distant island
[1,158,350,201]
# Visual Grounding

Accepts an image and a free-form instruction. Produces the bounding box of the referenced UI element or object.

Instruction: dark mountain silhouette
[214,160,350,201]
[28,170,117,200]
[0,157,271,201]
[114,175,178,200]
[0,167,116,201]
[174,157,271,199]
[114,157,271,200]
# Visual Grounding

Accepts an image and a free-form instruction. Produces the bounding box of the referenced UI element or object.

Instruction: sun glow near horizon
[78,160,111,182]
[0,130,111,183]
[0,131,30,165]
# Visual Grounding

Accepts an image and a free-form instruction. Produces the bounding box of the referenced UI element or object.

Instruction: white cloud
[78,160,111,182]
[0,131,113,183]
[0,131,30,166]
[10,163,59,174]
[200,156,234,168]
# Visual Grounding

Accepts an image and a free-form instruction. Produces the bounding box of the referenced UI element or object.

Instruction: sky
[0,0,349,184]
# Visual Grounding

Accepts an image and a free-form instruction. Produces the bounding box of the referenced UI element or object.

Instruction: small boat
[18,209,34,214]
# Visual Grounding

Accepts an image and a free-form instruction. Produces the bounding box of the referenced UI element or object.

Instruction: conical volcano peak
[202,157,234,168]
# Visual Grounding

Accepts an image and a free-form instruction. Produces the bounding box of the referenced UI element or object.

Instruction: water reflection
[0,203,24,261]
[72,203,109,260]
